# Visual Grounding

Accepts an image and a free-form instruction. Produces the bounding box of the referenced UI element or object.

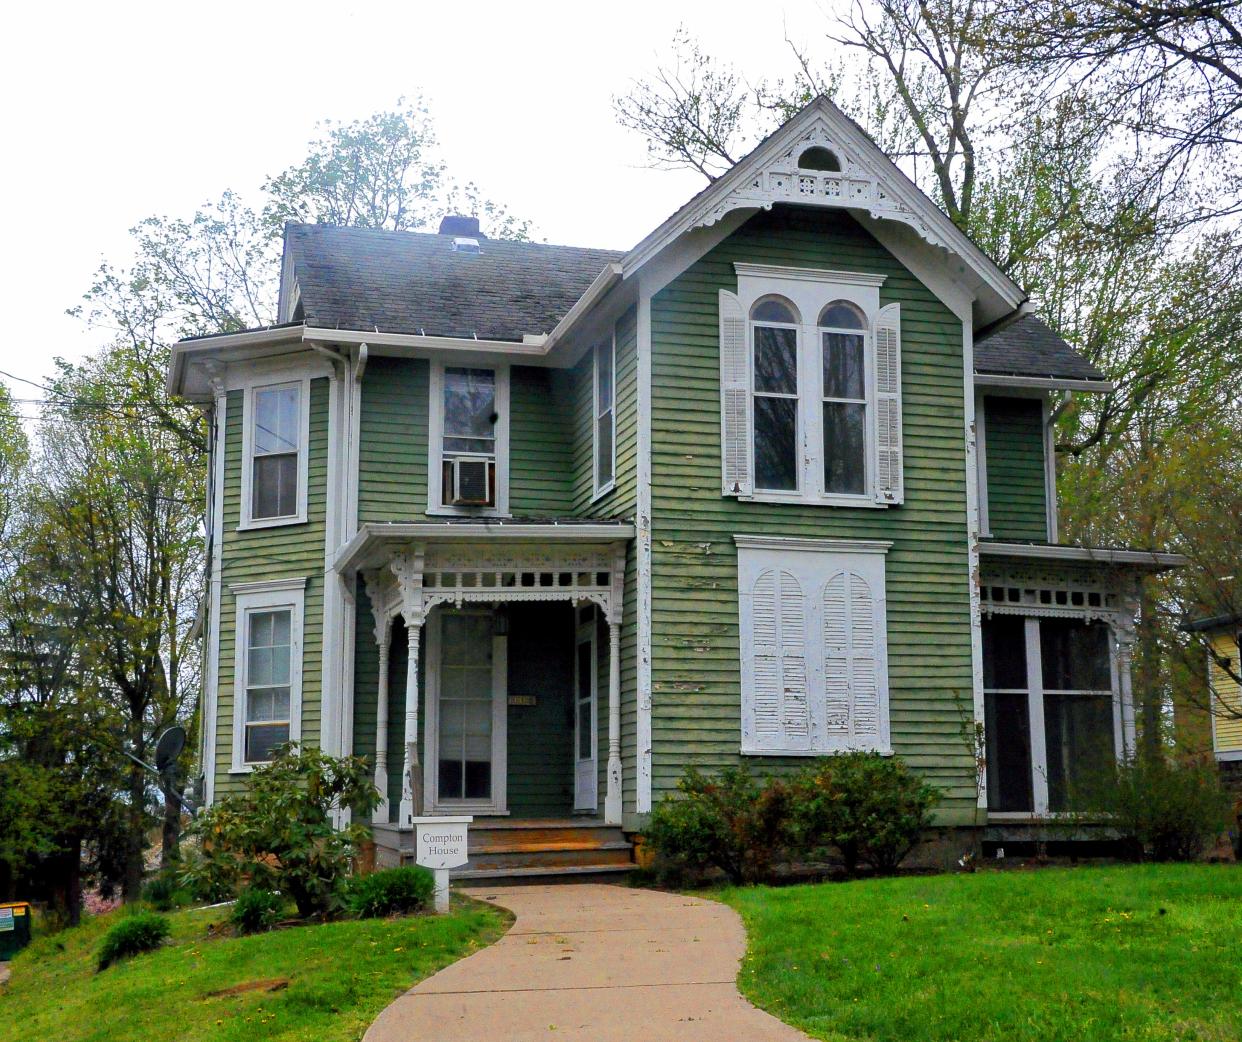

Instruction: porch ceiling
[333,520,636,577]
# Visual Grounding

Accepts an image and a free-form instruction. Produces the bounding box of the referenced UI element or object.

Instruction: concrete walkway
[364,883,811,1042]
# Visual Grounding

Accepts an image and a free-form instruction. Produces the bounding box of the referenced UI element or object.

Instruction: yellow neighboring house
[1185,613,1242,765]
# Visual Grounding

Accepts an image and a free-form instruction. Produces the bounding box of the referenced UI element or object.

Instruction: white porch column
[604,544,626,826]
[372,617,392,824]
[400,619,424,824]
[605,615,623,825]
[1110,599,1139,759]
[391,548,426,826]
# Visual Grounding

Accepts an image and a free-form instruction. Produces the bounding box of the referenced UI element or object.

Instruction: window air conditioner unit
[448,457,492,506]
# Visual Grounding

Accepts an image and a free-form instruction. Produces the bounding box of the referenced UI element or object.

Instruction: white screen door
[574,611,598,811]
[429,610,507,813]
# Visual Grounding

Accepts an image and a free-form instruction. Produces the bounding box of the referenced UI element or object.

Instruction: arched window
[798,146,841,172]
[818,300,868,495]
[750,296,800,492]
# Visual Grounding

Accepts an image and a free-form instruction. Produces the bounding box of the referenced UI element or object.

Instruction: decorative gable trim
[701,119,954,251]
[623,97,1025,314]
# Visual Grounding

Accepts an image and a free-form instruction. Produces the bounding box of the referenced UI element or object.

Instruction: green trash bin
[0,903,32,961]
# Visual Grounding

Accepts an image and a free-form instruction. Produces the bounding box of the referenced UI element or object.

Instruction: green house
[169,98,1182,873]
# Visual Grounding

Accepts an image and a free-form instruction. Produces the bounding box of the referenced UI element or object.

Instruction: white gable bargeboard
[697,115,955,252]
[737,537,892,756]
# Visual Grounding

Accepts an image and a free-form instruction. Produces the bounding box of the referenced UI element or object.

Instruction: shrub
[97,912,170,971]
[184,745,380,918]
[231,887,287,934]
[141,872,183,912]
[349,867,436,918]
[791,753,940,875]
[645,765,791,884]
[1103,755,1231,861]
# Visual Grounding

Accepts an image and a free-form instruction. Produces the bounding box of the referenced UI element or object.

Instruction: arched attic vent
[797,146,841,172]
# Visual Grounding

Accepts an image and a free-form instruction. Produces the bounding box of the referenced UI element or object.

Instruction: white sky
[0,0,836,409]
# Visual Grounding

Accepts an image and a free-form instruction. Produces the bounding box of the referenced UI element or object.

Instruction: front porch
[337,521,636,875]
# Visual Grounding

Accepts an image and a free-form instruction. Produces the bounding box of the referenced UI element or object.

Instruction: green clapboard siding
[215,378,329,796]
[984,396,1049,541]
[649,206,978,821]
[569,306,640,518]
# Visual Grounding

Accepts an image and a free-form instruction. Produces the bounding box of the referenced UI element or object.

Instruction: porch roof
[333,519,636,576]
[978,540,1186,571]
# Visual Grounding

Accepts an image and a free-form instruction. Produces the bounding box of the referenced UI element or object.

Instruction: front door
[426,609,507,814]
[574,608,598,811]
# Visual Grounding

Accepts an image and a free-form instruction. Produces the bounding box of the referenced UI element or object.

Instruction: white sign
[410,815,473,914]
[414,817,471,870]
[0,908,13,932]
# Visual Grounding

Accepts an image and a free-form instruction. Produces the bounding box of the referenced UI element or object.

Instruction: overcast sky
[0,0,833,411]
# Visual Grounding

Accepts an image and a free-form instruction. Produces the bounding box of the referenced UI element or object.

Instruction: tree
[23,347,203,898]
[979,0,1242,223]
[72,98,535,458]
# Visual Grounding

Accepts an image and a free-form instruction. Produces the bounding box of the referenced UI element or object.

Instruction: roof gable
[622,96,1024,326]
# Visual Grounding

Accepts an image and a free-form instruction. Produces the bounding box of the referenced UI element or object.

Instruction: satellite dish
[154,726,187,772]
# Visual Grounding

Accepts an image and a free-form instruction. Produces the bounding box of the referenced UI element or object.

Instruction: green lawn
[0,898,509,1042]
[721,864,1242,1042]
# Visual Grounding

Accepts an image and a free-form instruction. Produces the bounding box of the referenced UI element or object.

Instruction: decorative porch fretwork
[363,539,628,827]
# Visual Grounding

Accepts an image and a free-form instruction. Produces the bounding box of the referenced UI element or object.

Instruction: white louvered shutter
[748,568,810,751]
[822,570,882,750]
[719,289,752,496]
[873,303,904,504]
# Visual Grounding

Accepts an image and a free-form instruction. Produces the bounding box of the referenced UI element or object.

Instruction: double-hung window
[719,265,902,506]
[429,363,510,515]
[243,380,307,527]
[819,302,867,495]
[231,579,304,771]
[751,298,801,492]
[983,615,1119,814]
[593,338,616,496]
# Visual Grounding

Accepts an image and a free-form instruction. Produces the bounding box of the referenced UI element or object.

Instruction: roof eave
[979,542,1187,570]
[974,373,1114,393]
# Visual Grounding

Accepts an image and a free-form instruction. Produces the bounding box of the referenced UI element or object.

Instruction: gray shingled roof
[285,223,623,341]
[975,314,1106,382]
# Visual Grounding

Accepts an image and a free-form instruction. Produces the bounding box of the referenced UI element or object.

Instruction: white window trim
[238,375,311,531]
[427,361,511,517]
[229,577,307,774]
[734,265,886,508]
[736,535,892,756]
[574,608,600,811]
[592,334,617,501]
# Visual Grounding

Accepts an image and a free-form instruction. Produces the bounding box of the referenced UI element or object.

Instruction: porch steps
[455,819,636,884]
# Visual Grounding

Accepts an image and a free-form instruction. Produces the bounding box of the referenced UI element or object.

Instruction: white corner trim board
[635,285,654,814]
[203,390,227,806]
